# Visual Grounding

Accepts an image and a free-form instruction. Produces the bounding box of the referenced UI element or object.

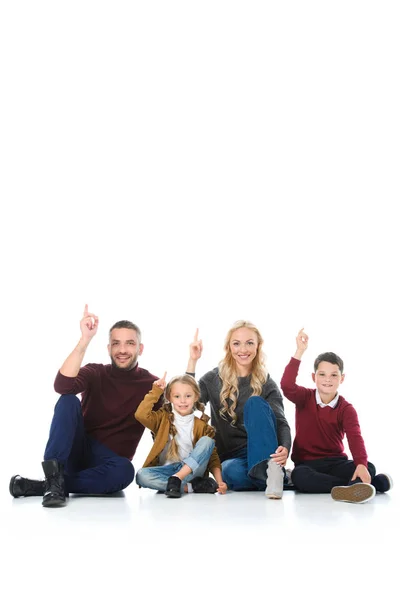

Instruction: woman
[187,322,291,498]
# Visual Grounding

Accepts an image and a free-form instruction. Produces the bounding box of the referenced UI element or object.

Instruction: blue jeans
[222,396,279,491]
[44,395,135,494]
[136,436,215,492]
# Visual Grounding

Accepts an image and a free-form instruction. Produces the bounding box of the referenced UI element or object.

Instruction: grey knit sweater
[198,367,291,462]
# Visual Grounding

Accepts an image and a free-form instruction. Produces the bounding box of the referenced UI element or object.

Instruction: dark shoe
[283,468,295,491]
[191,476,218,494]
[331,482,376,504]
[372,473,393,493]
[165,476,182,498]
[9,475,45,498]
[42,459,66,508]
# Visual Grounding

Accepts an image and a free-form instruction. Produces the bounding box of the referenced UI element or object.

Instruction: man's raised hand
[80,304,99,341]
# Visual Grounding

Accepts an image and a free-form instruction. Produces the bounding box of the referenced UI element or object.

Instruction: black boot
[42,459,66,508]
[9,475,45,498]
[191,476,218,493]
[165,476,182,498]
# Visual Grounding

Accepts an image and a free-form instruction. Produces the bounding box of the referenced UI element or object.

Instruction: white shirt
[159,409,195,465]
[315,389,339,409]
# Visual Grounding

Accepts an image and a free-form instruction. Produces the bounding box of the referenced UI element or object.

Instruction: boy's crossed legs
[291,457,392,503]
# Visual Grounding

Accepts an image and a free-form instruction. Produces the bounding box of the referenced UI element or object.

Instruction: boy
[280,329,392,504]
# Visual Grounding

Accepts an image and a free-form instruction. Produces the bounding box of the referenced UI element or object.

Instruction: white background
[1,2,399,594]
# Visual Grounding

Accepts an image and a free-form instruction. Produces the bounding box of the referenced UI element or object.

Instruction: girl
[187,323,291,499]
[135,373,227,498]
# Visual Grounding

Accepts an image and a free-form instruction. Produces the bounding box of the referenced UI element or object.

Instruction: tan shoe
[331,482,376,504]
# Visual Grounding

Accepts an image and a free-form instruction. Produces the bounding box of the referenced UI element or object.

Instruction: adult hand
[80,304,99,343]
[351,464,372,484]
[154,372,167,390]
[217,481,228,494]
[189,328,203,361]
[270,446,288,466]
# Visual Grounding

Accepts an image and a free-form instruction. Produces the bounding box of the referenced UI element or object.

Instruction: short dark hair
[109,320,142,343]
[314,352,344,373]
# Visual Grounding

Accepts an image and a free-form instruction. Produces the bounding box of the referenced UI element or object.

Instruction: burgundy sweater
[280,357,368,467]
[54,363,158,460]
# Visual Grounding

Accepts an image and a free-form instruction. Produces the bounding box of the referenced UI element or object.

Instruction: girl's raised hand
[189,328,203,361]
[154,372,167,390]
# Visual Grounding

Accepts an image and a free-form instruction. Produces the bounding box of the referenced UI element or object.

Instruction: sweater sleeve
[264,378,292,452]
[342,404,368,467]
[199,376,210,406]
[280,357,309,408]
[134,384,165,433]
[203,423,222,472]
[54,364,98,395]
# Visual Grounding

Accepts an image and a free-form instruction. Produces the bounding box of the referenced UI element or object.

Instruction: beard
[110,353,139,371]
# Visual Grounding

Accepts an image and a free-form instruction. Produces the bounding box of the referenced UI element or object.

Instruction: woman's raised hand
[189,328,203,361]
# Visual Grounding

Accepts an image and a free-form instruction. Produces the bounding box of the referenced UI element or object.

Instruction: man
[9,305,158,507]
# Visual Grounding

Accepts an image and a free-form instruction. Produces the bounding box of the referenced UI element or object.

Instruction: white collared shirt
[315,389,339,409]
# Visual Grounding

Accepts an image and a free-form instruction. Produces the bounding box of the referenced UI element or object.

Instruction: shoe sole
[165,490,182,498]
[331,483,376,504]
[265,492,282,499]
[9,475,20,498]
[42,495,66,508]
[42,500,66,508]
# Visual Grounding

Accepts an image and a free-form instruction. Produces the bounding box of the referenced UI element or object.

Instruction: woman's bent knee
[244,395,273,415]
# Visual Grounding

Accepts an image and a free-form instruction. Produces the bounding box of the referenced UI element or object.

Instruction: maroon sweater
[280,357,368,467]
[54,363,158,460]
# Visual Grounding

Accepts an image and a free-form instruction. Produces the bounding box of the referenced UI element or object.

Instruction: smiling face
[312,361,345,403]
[108,328,143,371]
[169,382,197,416]
[229,327,259,376]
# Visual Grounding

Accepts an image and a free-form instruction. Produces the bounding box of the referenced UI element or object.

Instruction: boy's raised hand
[189,328,203,361]
[294,328,308,360]
[154,372,167,391]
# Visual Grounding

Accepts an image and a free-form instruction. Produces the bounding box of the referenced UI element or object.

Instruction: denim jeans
[44,394,135,494]
[136,436,215,492]
[221,396,279,491]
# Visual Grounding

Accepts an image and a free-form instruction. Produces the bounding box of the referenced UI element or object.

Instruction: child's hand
[154,372,167,391]
[295,328,309,356]
[189,328,203,361]
[351,464,372,484]
[217,481,228,494]
[270,446,288,466]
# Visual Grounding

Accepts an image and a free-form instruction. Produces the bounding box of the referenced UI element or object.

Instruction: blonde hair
[163,374,213,461]
[218,320,267,426]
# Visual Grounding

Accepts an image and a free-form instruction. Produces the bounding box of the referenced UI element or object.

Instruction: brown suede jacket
[135,384,222,472]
